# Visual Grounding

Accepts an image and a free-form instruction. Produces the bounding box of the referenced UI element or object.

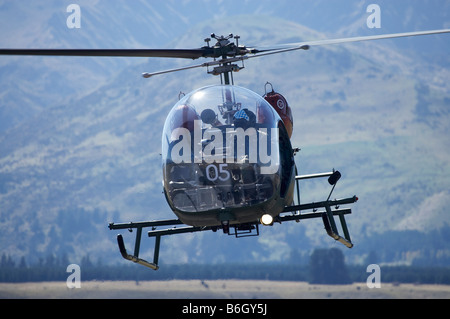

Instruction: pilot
[165,104,199,187]
[200,108,223,127]
[256,103,275,126]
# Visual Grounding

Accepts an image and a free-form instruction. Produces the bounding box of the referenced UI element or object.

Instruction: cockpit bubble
[162,85,283,213]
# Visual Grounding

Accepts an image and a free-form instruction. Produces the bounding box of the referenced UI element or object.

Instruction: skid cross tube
[278,208,351,222]
[283,196,358,213]
[295,171,334,180]
[148,225,212,237]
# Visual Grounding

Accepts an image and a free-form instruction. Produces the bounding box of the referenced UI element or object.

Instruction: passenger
[233,108,255,129]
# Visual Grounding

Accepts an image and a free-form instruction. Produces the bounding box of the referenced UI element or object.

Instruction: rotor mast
[205,33,244,85]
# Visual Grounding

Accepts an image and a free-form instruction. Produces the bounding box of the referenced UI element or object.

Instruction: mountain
[1,0,448,132]
[0,1,449,267]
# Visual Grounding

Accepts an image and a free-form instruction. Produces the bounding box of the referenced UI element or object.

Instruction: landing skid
[108,169,357,270]
[108,220,261,270]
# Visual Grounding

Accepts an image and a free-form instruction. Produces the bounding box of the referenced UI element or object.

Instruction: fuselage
[161,85,295,227]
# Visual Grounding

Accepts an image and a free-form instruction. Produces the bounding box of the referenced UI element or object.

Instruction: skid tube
[281,196,357,248]
[109,220,247,270]
[109,219,183,270]
[116,234,160,270]
[286,166,357,248]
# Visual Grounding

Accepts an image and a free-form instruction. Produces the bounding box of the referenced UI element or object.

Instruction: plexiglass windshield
[162,85,281,213]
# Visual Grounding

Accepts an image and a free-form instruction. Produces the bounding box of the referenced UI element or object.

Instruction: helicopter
[2,29,449,270]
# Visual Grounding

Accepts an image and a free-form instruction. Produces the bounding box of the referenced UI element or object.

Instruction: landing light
[260,214,274,226]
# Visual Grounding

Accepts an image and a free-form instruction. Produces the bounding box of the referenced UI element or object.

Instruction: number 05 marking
[206,164,231,182]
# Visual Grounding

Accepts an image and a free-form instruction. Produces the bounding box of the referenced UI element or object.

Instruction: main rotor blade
[250,29,450,58]
[0,48,207,59]
[298,29,450,47]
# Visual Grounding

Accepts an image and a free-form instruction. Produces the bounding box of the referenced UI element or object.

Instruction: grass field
[1,280,449,299]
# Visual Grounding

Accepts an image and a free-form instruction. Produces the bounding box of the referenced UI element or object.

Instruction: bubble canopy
[164,84,280,130]
[161,85,283,216]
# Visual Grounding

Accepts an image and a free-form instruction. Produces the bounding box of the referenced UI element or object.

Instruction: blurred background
[0,0,449,283]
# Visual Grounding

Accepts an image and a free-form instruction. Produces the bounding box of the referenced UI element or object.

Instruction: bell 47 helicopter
[2,29,449,270]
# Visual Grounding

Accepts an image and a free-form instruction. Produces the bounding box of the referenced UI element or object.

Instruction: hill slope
[0,3,449,266]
